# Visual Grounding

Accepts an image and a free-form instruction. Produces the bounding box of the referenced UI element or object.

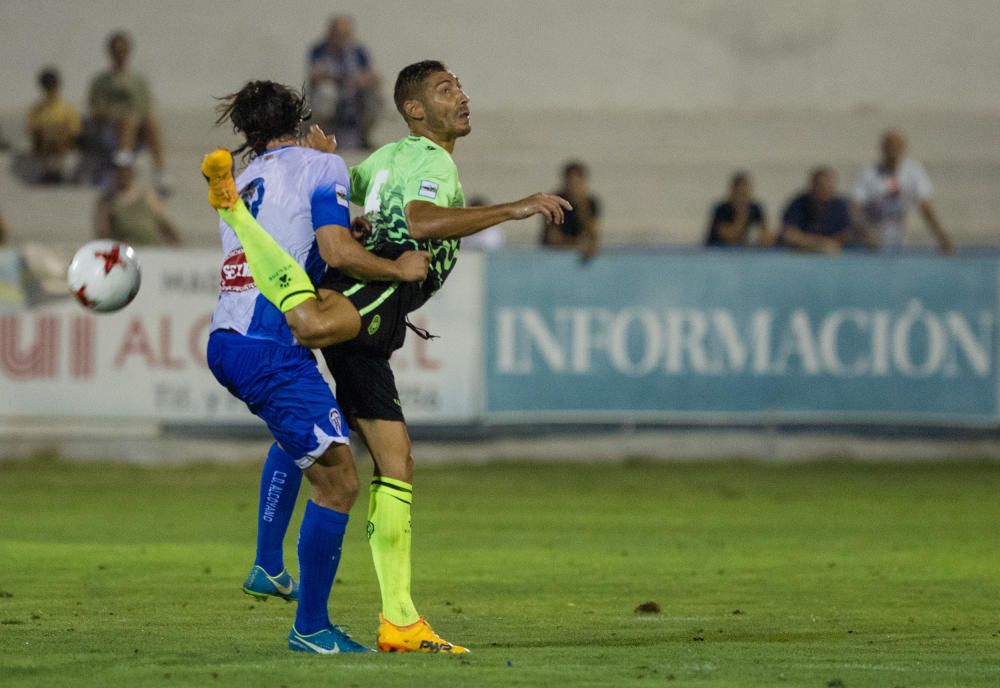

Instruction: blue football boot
[242,565,298,602]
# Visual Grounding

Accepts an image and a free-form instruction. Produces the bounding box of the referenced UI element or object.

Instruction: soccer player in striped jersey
[204,80,428,654]
[209,61,570,653]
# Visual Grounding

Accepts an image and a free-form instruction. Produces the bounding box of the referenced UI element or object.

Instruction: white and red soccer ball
[66,240,141,313]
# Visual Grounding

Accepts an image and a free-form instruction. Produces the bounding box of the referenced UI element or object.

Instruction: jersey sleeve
[401,150,460,209]
[309,154,352,230]
[349,162,370,206]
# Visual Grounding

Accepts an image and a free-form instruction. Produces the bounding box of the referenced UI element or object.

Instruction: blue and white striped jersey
[210,146,351,345]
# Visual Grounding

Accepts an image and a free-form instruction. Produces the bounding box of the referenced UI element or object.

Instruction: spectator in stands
[94,153,180,245]
[851,129,954,255]
[85,31,171,193]
[307,15,382,150]
[461,196,506,251]
[540,161,601,261]
[26,67,81,184]
[705,170,774,247]
[778,167,874,254]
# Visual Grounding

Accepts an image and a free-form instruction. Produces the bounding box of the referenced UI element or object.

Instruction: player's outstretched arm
[405,193,572,241]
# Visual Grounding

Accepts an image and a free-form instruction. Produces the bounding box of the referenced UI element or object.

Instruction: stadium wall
[1,248,996,431]
[2,1,1000,113]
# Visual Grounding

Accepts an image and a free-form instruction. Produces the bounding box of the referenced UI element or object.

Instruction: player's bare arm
[405,193,571,241]
[316,225,430,281]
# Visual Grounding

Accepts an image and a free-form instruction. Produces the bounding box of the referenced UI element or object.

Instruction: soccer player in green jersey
[211,60,570,653]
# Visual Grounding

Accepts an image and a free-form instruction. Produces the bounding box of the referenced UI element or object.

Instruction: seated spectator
[307,15,382,150]
[852,129,954,255]
[779,167,872,254]
[26,67,81,184]
[460,196,506,251]
[705,171,774,247]
[94,154,180,245]
[83,31,171,193]
[540,161,601,261]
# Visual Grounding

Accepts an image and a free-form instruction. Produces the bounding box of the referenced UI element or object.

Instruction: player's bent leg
[354,418,468,653]
[289,443,372,653]
[284,289,361,350]
[202,149,317,312]
[202,150,362,348]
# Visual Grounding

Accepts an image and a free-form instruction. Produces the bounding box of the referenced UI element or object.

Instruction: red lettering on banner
[158,316,185,369]
[70,316,95,379]
[188,314,212,368]
[0,315,58,379]
[115,318,156,367]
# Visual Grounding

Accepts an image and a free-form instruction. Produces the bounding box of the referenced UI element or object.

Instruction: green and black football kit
[319,135,465,425]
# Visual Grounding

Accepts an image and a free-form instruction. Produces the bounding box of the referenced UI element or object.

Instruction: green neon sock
[367,477,420,626]
[218,200,316,312]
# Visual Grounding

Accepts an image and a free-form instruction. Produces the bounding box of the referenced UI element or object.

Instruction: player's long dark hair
[215,80,309,162]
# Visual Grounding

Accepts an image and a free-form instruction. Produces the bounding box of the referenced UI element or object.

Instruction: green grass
[1,456,999,687]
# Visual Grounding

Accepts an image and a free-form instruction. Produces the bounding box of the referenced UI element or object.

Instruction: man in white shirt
[851,129,954,254]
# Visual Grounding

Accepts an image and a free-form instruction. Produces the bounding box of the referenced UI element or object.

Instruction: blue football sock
[254,443,303,576]
[295,500,349,635]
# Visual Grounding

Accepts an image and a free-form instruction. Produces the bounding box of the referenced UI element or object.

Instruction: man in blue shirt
[307,16,382,150]
[779,167,868,254]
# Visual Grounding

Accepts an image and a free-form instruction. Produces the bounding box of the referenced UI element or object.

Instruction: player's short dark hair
[215,80,310,162]
[394,60,448,120]
[563,160,588,180]
[38,67,60,91]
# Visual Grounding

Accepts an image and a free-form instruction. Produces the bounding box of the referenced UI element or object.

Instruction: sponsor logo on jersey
[329,408,343,435]
[219,249,255,292]
[335,183,349,207]
[367,314,381,336]
[418,180,439,199]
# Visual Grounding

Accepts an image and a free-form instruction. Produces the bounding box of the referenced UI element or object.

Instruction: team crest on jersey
[219,249,255,292]
[329,408,343,435]
[418,180,439,199]
[335,183,349,207]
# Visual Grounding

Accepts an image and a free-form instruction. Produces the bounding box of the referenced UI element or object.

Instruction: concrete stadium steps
[1,109,998,249]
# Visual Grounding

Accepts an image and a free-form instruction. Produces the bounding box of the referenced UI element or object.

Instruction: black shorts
[322,348,403,427]
[318,273,425,425]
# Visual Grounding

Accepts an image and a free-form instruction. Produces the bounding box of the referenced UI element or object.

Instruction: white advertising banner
[0,249,483,424]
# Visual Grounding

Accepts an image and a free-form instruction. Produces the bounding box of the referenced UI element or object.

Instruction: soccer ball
[66,240,142,313]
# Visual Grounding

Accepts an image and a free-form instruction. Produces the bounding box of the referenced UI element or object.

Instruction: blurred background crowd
[0,3,995,260]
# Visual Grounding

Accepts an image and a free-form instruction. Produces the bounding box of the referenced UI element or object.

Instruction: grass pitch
[1,456,998,687]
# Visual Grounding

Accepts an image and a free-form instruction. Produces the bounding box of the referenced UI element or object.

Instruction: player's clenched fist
[395,250,432,281]
[509,192,573,224]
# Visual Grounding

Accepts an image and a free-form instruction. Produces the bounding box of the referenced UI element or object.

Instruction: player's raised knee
[285,299,361,349]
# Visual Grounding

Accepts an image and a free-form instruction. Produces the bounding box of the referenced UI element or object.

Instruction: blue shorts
[207,330,348,469]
